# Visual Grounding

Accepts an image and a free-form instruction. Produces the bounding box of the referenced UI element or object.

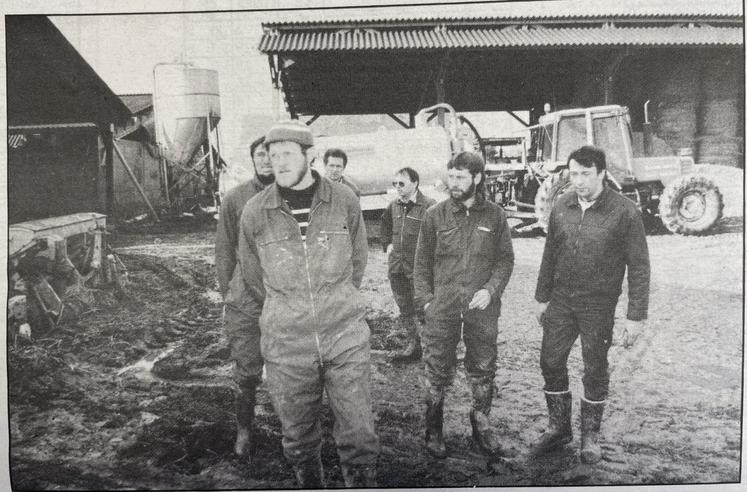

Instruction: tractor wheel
[658,174,724,235]
[534,173,571,234]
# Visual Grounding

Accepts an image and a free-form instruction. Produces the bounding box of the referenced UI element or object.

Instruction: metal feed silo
[153,63,222,212]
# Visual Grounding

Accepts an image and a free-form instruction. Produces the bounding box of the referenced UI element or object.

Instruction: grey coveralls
[237,177,380,468]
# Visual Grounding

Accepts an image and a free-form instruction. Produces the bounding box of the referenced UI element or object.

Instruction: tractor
[497,104,724,235]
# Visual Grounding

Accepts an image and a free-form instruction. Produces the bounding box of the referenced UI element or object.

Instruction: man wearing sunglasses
[380,167,436,363]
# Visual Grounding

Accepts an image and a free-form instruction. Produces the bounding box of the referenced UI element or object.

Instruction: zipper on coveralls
[280,202,325,363]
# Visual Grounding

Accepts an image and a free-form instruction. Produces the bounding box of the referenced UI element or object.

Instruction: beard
[256,172,275,185]
[276,162,309,189]
[449,180,475,202]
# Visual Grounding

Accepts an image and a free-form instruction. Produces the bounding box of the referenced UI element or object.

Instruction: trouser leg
[223,306,264,457]
[463,318,505,456]
[539,298,579,393]
[323,341,380,470]
[264,359,324,487]
[421,316,460,457]
[389,272,421,362]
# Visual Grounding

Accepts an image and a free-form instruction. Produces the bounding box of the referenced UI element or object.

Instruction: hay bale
[654,60,699,151]
[697,135,744,168]
[700,99,740,137]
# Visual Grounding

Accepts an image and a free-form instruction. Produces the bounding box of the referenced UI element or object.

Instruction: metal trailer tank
[153,63,222,210]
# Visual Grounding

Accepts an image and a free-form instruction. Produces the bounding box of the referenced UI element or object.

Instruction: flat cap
[265,120,314,147]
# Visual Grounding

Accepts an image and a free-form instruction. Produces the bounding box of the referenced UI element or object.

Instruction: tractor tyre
[534,173,571,234]
[659,174,724,235]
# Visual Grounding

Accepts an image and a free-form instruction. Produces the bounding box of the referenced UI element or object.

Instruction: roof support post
[603,49,629,105]
[305,114,320,126]
[435,50,451,127]
[409,113,416,128]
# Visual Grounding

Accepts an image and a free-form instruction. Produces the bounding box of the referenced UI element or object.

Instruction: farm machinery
[8,213,127,343]
[484,104,724,235]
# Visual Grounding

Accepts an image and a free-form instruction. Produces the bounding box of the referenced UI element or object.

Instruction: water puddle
[117,343,180,380]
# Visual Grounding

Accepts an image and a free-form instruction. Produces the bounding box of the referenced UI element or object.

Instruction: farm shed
[259,1,744,167]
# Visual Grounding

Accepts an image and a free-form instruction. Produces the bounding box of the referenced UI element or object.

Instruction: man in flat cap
[237,120,379,488]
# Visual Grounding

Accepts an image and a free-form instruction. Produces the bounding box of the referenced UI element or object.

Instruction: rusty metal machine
[8,213,125,342]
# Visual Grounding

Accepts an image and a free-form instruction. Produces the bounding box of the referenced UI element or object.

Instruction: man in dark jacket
[533,145,650,464]
[214,135,273,457]
[414,152,514,458]
[237,120,379,488]
[323,148,361,197]
[380,167,436,362]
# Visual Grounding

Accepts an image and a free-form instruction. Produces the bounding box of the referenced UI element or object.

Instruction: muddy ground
[8,212,744,490]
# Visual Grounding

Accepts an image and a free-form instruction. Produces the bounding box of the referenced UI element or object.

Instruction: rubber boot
[341,463,377,488]
[391,315,422,362]
[531,390,573,455]
[293,455,325,489]
[580,397,605,464]
[424,385,447,458]
[469,380,506,456]
[234,381,258,457]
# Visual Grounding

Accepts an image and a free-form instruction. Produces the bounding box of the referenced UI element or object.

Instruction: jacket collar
[262,169,329,209]
[447,191,487,214]
[568,185,611,210]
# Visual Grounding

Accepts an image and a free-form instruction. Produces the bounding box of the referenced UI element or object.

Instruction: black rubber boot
[531,390,573,455]
[469,380,506,457]
[234,381,258,457]
[580,397,605,464]
[424,385,447,458]
[391,315,422,362]
[341,463,377,488]
[293,455,325,489]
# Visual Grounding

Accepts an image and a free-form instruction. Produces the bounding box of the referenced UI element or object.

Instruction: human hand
[468,289,491,310]
[536,302,548,324]
[424,302,431,313]
[621,318,645,349]
[386,243,394,254]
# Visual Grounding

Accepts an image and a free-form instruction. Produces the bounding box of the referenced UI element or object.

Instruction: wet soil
[8,215,743,489]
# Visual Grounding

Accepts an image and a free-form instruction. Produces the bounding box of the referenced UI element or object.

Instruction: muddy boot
[391,315,421,362]
[580,397,605,464]
[293,455,325,489]
[340,463,377,488]
[424,385,447,458]
[234,381,258,457]
[531,390,573,455]
[469,380,506,457]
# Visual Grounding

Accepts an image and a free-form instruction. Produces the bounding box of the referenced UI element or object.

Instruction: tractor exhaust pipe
[643,99,653,157]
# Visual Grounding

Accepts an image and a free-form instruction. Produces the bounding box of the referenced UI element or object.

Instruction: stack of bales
[654,58,699,153]
[697,53,742,168]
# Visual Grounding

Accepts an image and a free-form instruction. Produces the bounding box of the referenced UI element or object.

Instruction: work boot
[580,397,606,464]
[469,380,506,456]
[234,381,258,457]
[293,455,325,489]
[340,463,377,488]
[391,315,422,362]
[531,390,573,455]
[424,385,447,458]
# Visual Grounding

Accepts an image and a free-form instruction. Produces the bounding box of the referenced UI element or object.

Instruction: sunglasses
[392,181,408,188]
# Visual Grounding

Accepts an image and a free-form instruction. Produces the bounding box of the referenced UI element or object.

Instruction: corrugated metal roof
[259,25,743,52]
[261,0,743,27]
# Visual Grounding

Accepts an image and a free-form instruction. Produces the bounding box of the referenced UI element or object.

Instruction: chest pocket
[435,226,460,257]
[256,231,302,291]
[402,214,424,238]
[315,223,352,283]
[474,225,497,258]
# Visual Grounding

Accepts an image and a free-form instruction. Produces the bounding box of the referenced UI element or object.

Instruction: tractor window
[531,125,553,162]
[592,116,628,177]
[556,115,587,164]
